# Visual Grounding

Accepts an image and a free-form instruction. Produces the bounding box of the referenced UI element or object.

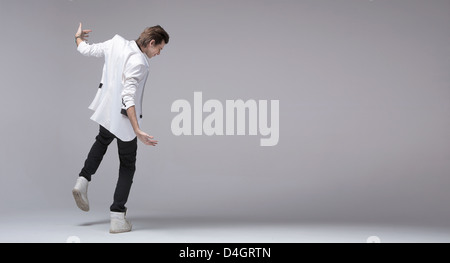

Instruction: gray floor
[2,209,450,243]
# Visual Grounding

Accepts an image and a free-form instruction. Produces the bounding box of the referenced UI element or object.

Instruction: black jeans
[79,125,137,212]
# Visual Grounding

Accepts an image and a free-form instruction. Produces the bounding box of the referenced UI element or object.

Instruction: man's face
[146,40,166,59]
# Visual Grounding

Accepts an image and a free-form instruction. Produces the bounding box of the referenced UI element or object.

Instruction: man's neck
[136,42,143,52]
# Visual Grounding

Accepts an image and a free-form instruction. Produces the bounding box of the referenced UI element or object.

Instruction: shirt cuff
[123,99,135,110]
[77,41,88,53]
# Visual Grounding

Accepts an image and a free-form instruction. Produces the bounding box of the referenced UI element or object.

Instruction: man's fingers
[147,139,158,146]
[139,134,157,146]
[77,23,92,37]
[82,30,92,38]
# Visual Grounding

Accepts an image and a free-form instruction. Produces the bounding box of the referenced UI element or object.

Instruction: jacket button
[140,115,143,118]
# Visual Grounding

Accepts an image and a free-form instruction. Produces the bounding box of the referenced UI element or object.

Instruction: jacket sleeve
[121,55,147,110]
[77,39,112,58]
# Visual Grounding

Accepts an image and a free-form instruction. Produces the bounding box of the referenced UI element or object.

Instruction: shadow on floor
[78,219,110,227]
[77,214,291,231]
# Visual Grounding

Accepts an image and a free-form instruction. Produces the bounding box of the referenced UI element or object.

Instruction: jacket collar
[131,40,150,67]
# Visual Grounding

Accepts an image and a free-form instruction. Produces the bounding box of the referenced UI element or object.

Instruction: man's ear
[148,39,156,48]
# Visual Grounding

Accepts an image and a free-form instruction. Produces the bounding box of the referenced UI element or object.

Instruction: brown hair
[136,25,170,48]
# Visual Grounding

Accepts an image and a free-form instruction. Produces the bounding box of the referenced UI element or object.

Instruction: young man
[72,23,169,233]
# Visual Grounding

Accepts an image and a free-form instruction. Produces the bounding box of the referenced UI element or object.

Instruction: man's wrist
[75,35,82,45]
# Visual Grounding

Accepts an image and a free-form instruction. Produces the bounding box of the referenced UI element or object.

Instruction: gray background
[1,0,450,227]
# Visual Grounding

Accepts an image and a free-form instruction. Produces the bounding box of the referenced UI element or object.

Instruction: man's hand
[75,22,92,46]
[136,129,158,146]
[125,106,158,146]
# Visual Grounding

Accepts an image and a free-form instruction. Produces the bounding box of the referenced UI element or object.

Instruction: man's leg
[79,125,115,181]
[109,137,137,233]
[73,125,115,212]
[110,137,138,212]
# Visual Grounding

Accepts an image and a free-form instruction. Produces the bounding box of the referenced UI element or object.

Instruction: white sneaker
[110,211,132,234]
[72,177,89,212]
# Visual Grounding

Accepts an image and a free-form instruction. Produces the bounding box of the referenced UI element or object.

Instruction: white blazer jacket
[77,35,150,141]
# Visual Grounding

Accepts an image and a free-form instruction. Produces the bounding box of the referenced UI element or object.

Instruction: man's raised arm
[75,22,92,47]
